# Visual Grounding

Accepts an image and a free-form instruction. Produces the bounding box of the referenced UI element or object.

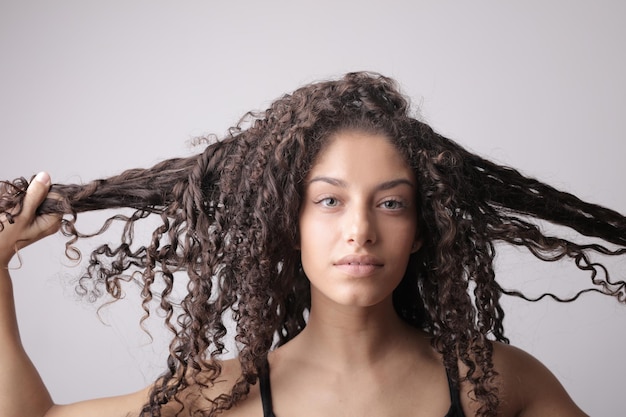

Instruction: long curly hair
[2,72,625,416]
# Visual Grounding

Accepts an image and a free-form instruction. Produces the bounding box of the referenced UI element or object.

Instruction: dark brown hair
[2,72,625,416]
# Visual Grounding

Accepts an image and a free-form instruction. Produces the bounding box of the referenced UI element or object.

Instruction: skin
[0,133,589,417]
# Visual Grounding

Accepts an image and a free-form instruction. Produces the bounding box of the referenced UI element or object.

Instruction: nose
[344,203,376,246]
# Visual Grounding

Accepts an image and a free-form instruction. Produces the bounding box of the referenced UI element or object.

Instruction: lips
[334,254,384,276]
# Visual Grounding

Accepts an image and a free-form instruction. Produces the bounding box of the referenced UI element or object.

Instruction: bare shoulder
[490,342,588,417]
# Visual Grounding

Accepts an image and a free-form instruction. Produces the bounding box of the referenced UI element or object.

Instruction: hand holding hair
[0,172,61,268]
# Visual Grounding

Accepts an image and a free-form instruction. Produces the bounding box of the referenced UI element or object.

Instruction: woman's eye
[316,197,339,207]
[380,199,404,210]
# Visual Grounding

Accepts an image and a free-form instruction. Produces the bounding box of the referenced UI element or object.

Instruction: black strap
[444,368,465,417]
[259,358,275,417]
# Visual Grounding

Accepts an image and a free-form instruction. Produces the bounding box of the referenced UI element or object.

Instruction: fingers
[0,172,62,267]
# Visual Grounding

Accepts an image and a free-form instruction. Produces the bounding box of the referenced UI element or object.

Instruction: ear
[410,236,423,254]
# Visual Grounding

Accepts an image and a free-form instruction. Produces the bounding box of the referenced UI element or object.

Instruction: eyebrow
[307,176,415,191]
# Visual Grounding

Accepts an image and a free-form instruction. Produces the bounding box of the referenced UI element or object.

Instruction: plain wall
[1,1,625,414]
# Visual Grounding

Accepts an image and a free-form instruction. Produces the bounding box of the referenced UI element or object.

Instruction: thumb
[21,172,52,220]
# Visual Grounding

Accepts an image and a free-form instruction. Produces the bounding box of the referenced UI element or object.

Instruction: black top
[258,358,466,417]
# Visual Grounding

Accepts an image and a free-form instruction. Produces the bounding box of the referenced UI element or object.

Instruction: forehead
[308,130,415,183]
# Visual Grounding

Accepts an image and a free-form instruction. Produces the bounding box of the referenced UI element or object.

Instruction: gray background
[1,1,625,415]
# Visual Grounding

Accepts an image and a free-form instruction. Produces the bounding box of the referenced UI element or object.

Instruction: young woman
[1,72,624,417]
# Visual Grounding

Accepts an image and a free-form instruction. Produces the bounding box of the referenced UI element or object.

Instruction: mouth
[334,254,384,276]
[335,254,384,266]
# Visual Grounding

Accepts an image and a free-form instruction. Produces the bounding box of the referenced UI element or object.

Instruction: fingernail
[34,172,51,186]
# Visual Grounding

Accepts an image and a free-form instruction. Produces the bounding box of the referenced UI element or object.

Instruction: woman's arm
[0,172,151,417]
[0,172,60,417]
[0,266,55,417]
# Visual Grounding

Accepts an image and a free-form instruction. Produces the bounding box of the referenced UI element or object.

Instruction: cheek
[298,212,337,277]
[298,212,318,255]
[299,217,327,254]
[386,217,418,247]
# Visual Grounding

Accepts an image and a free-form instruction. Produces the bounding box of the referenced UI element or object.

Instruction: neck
[294,292,418,370]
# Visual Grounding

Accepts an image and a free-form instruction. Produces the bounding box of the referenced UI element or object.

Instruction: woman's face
[299,130,421,308]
